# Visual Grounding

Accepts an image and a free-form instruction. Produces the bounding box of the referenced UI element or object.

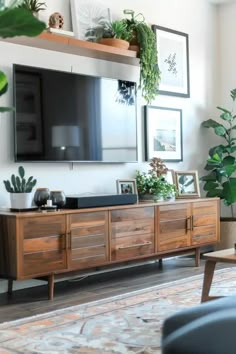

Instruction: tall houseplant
[122,9,161,104]
[0,0,46,112]
[201,88,236,248]
[201,88,236,218]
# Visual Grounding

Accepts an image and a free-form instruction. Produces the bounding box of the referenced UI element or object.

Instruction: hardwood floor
[0,256,231,323]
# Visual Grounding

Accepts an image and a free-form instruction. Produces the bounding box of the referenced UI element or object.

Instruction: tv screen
[13,64,138,163]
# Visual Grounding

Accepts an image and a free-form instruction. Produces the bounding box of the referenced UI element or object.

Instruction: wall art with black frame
[144,105,183,162]
[152,25,190,98]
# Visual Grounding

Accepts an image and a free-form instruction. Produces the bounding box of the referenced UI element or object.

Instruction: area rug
[1,268,236,354]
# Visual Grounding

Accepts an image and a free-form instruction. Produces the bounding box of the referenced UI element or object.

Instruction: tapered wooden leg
[201,260,216,302]
[158,259,163,268]
[195,247,200,267]
[7,279,13,295]
[48,274,54,300]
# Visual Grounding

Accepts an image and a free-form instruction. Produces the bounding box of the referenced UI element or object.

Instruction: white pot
[10,192,33,209]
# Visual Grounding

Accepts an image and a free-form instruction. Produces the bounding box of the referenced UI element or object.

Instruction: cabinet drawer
[70,212,106,226]
[159,236,189,252]
[159,204,190,221]
[192,201,217,215]
[192,226,217,245]
[112,234,154,261]
[23,250,66,276]
[21,215,66,239]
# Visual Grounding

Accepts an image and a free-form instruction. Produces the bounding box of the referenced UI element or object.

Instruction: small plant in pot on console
[136,157,176,202]
[3,166,37,209]
[98,19,133,49]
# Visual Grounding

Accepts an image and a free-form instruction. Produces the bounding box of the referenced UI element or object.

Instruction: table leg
[201,260,216,302]
[48,274,54,300]
[7,279,13,295]
[195,247,200,267]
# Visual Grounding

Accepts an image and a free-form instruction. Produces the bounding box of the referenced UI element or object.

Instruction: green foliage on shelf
[122,9,161,104]
[17,0,46,13]
[102,20,133,42]
[201,88,236,217]
[4,166,37,193]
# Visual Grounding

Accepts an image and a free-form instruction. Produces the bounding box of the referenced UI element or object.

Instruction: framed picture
[70,0,111,41]
[174,171,200,198]
[165,169,175,185]
[144,106,183,162]
[116,179,137,195]
[152,25,190,97]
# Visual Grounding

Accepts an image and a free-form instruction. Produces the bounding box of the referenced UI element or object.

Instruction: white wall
[0,0,218,207]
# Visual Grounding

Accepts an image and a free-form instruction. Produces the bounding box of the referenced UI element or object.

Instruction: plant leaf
[0,7,46,38]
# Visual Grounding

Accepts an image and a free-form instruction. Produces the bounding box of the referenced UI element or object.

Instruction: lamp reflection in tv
[52,125,80,160]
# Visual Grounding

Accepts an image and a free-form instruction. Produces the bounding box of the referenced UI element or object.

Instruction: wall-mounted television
[13,64,138,163]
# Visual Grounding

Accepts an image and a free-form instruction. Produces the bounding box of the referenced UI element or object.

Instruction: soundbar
[65,194,138,209]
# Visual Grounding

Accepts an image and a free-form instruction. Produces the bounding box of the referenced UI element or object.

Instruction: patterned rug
[1,268,236,354]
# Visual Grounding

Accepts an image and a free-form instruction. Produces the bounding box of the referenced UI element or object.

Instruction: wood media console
[0,198,220,300]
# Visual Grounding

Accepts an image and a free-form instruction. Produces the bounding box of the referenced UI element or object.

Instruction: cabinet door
[19,215,67,277]
[157,203,191,252]
[68,211,108,270]
[111,207,154,261]
[192,200,219,245]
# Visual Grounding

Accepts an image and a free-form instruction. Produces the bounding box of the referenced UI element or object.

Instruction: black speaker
[65,194,138,209]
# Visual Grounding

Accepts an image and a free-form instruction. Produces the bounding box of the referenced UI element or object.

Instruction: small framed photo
[116,179,137,195]
[144,105,183,162]
[174,171,200,198]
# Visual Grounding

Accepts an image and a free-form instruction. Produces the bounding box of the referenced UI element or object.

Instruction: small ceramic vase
[34,188,50,207]
[50,190,66,209]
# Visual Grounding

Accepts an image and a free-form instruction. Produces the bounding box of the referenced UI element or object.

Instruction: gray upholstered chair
[162,296,236,354]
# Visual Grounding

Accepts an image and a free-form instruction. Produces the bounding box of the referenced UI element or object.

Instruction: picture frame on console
[116,179,137,195]
[144,105,183,162]
[174,170,200,198]
[152,25,190,97]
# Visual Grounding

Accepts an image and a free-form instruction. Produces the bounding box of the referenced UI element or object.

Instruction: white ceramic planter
[10,192,33,209]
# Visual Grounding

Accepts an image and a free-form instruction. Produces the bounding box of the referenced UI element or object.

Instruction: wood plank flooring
[0,257,231,323]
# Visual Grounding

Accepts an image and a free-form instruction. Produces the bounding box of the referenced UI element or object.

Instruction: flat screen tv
[13,64,138,163]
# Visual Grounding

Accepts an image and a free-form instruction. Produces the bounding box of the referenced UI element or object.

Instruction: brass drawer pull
[118,241,152,250]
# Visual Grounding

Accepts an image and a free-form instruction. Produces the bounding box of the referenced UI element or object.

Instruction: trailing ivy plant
[201,88,236,218]
[0,0,46,112]
[122,9,161,104]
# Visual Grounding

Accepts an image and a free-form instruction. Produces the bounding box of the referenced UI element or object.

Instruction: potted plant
[17,0,46,16]
[136,157,176,201]
[98,19,133,50]
[122,9,161,104]
[201,88,236,248]
[3,166,37,209]
[0,2,46,112]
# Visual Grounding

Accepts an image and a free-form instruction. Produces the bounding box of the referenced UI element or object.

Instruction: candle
[46,199,52,207]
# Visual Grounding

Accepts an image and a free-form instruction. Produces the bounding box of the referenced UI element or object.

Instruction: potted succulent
[136,157,176,201]
[122,9,161,104]
[201,88,236,248]
[98,19,133,50]
[0,2,45,112]
[3,166,37,209]
[17,0,46,16]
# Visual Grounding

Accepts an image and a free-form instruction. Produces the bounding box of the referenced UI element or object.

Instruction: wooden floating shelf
[1,32,140,66]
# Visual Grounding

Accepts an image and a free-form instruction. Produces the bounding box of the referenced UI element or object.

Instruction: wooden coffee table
[201,248,236,302]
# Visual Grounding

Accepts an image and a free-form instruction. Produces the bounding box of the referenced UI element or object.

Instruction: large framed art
[144,105,183,162]
[152,25,190,97]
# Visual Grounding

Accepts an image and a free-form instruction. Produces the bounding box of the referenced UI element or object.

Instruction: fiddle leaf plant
[201,88,236,217]
[0,1,46,112]
[3,166,37,193]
